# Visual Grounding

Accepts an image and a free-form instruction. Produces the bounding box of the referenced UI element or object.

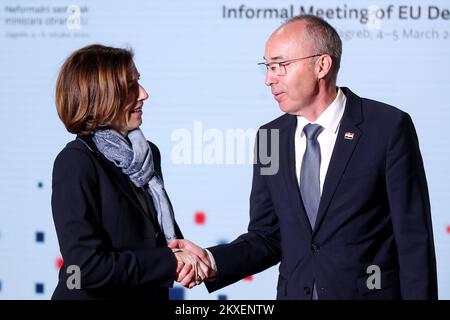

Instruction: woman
[52,44,206,299]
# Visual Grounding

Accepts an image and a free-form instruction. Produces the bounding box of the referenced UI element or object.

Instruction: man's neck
[301,84,338,122]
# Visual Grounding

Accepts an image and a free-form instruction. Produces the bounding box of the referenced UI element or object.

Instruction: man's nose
[265,71,278,86]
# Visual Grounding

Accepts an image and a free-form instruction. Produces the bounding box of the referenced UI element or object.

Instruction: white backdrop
[0,0,449,299]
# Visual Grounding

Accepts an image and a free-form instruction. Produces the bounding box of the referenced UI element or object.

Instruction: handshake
[169,239,217,289]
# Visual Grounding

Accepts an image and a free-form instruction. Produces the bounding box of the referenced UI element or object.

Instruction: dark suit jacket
[51,134,182,300]
[206,87,438,299]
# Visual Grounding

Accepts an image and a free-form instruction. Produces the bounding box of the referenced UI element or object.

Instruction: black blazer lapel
[313,87,363,235]
[76,135,159,225]
[279,115,313,235]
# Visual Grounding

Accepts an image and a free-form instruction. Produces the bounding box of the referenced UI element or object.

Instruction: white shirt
[295,88,346,194]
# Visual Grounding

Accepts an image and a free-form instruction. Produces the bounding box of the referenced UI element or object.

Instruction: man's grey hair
[284,15,342,83]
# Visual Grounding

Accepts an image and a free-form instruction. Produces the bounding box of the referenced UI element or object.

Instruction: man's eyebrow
[263,56,285,61]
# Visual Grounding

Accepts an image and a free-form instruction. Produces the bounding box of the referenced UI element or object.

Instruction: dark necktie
[300,123,324,230]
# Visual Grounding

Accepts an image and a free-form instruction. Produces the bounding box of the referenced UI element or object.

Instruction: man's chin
[278,102,291,113]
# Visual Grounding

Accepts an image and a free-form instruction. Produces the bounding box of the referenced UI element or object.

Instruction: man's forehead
[274,20,306,38]
[264,27,306,61]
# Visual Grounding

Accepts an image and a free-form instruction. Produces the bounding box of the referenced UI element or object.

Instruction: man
[171,15,438,299]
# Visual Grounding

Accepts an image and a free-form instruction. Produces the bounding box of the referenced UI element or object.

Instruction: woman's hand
[172,248,210,288]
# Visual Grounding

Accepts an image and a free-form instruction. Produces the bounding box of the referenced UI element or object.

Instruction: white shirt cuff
[204,248,218,279]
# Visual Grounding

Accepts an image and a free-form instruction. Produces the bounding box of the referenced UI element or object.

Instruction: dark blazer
[51,134,182,300]
[206,87,438,299]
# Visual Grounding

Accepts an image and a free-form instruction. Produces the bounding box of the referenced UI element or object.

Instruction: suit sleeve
[51,147,177,290]
[206,129,281,292]
[386,113,438,299]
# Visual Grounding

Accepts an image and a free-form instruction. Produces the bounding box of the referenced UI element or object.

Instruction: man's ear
[316,54,333,80]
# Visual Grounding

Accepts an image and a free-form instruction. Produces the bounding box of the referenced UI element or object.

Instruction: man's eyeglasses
[258,54,323,76]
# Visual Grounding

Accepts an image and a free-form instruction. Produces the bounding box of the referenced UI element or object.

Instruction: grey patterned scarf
[92,127,176,243]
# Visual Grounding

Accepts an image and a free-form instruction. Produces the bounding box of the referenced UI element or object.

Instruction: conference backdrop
[0,0,449,299]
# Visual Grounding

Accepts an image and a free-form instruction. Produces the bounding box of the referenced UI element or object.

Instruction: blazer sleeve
[206,129,281,292]
[51,147,178,290]
[386,113,438,299]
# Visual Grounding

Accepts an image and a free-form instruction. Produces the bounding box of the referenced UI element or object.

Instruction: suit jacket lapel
[280,115,313,235]
[313,87,363,234]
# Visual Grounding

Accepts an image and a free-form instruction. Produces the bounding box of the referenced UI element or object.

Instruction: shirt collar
[297,87,346,136]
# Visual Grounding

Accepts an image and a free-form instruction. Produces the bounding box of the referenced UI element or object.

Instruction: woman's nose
[139,85,149,100]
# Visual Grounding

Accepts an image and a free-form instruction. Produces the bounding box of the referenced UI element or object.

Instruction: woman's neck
[119,130,128,137]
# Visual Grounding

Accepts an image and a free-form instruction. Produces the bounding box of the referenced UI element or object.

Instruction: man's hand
[172,248,210,288]
[169,239,216,288]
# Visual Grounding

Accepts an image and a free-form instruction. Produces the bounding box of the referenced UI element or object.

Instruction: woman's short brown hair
[55,44,135,135]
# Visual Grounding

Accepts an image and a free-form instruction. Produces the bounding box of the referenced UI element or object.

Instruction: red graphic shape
[194,211,206,225]
[56,257,64,270]
[447,225,450,234]
[243,275,253,281]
